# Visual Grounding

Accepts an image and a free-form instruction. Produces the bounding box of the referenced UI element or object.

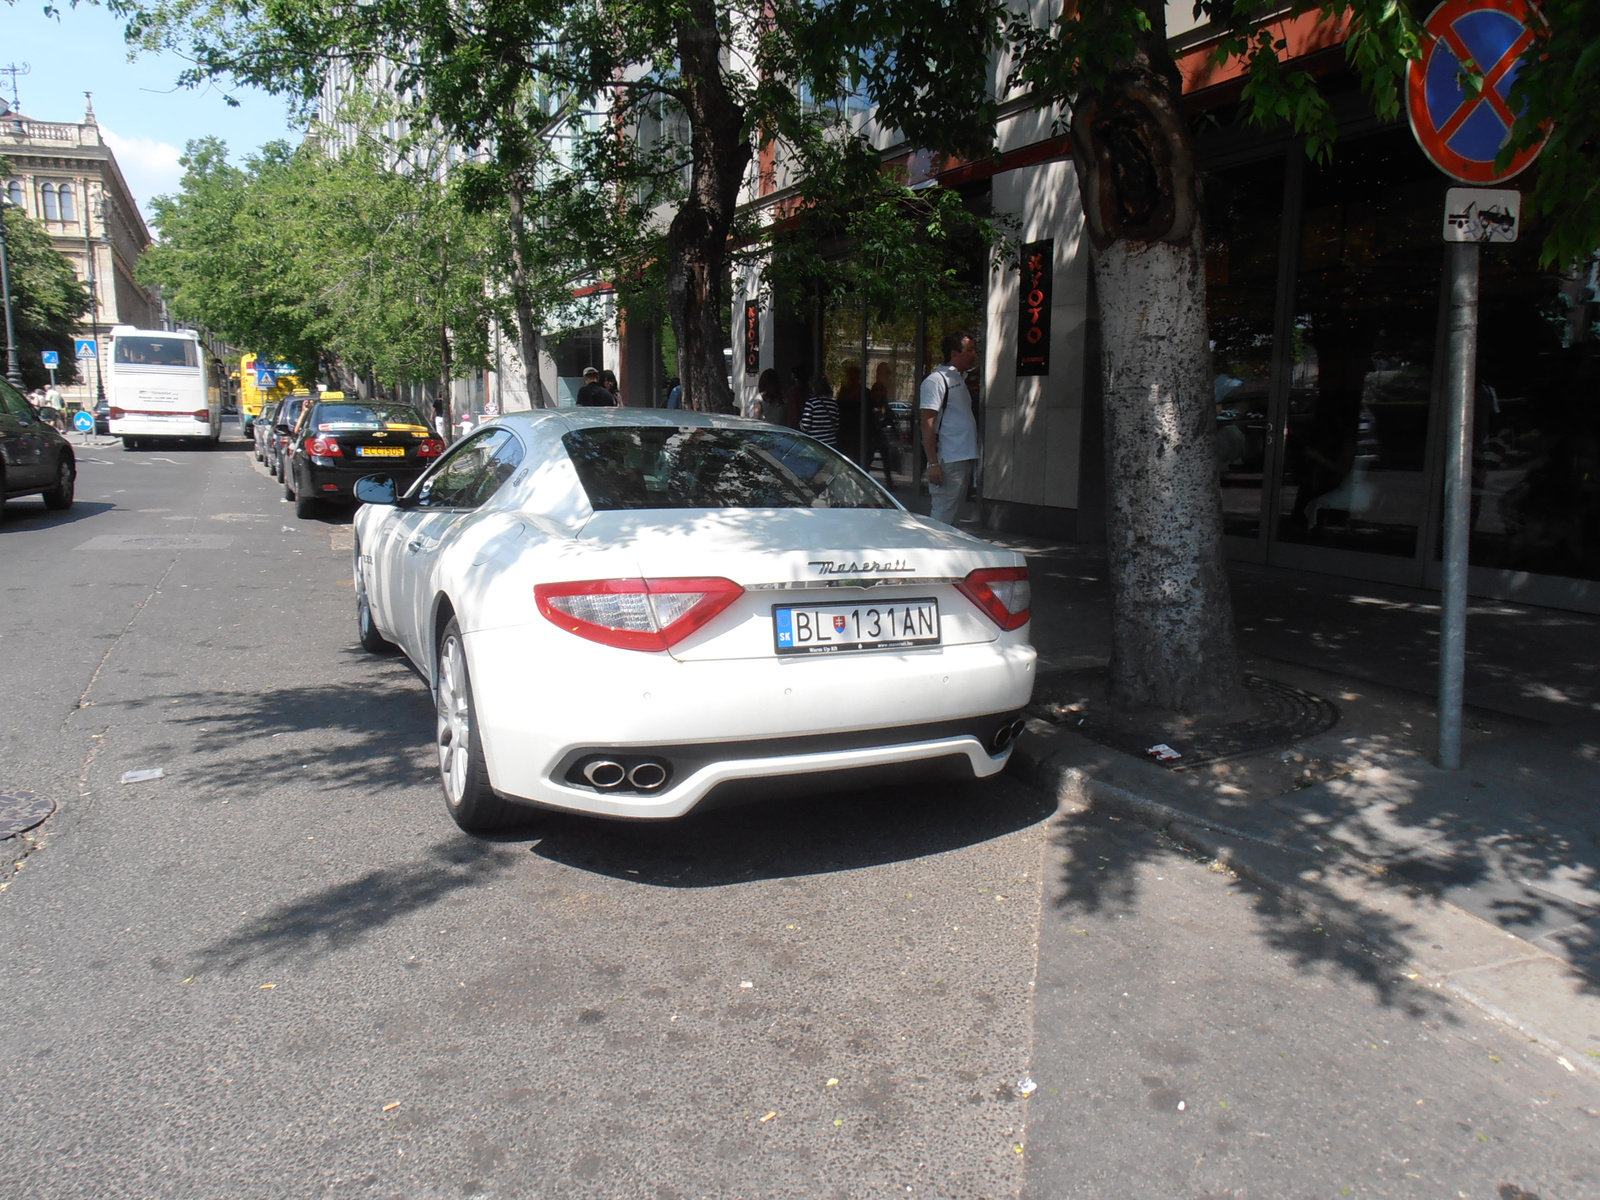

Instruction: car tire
[42,455,75,510]
[122,437,137,451]
[283,470,296,503]
[354,561,395,653]
[294,490,319,520]
[435,617,521,834]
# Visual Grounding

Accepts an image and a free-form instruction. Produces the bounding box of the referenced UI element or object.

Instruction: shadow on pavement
[1046,807,1456,1019]
[524,775,1054,888]
[192,838,520,974]
[0,500,116,530]
[152,662,436,797]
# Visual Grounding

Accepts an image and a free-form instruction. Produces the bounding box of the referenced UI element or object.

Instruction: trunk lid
[575,507,1023,661]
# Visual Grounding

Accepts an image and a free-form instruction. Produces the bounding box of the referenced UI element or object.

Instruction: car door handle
[406,538,425,553]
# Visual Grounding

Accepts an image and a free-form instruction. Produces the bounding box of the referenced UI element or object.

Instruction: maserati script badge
[809,558,914,575]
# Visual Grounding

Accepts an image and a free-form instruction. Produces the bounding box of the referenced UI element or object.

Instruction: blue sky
[4,2,300,219]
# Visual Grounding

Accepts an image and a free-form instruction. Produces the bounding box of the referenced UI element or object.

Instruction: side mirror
[354,475,398,506]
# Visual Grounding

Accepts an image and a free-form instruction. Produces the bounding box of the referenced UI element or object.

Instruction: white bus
[106,326,224,448]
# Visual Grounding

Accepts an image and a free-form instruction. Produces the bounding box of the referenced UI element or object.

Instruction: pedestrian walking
[920,331,980,526]
[799,375,840,446]
[665,377,683,409]
[576,366,615,407]
[601,369,620,405]
[755,368,785,421]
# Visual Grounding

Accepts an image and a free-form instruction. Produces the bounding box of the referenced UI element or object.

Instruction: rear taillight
[108,407,124,420]
[957,566,1030,631]
[306,436,344,457]
[193,409,211,422]
[418,439,445,458]
[535,577,744,651]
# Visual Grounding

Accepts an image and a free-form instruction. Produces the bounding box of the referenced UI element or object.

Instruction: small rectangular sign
[42,350,59,368]
[743,300,760,374]
[74,338,97,359]
[1016,239,1053,376]
[1444,188,1520,243]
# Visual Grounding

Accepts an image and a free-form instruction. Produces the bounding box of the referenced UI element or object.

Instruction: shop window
[1469,246,1600,580]
[1277,129,1445,558]
[41,182,58,221]
[1205,156,1286,540]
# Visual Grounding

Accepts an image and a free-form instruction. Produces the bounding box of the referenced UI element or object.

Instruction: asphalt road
[1,423,1595,1199]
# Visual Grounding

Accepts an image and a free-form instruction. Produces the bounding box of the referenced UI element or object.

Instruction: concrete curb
[1012,745,1600,1081]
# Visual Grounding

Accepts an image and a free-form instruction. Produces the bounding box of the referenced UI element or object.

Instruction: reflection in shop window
[1205,158,1284,540]
[1277,130,1443,559]
[1470,249,1600,581]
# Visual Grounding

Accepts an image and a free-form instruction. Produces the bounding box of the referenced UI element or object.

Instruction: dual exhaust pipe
[991,717,1029,753]
[582,758,668,792]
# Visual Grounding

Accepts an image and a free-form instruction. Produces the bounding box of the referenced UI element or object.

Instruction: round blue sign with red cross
[1406,0,1549,184]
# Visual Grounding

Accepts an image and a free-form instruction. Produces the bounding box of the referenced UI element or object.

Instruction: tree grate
[1030,674,1340,770]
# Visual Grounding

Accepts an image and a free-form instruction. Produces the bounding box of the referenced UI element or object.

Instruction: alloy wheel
[435,633,472,806]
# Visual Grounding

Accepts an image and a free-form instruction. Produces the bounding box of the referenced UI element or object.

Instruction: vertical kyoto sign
[1406,0,1549,185]
[743,301,760,374]
[1015,240,1052,376]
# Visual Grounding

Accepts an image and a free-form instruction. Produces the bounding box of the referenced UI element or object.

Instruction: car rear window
[113,337,199,368]
[562,426,896,511]
[314,403,430,432]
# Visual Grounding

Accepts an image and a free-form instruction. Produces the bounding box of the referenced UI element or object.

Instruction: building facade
[1,96,162,400]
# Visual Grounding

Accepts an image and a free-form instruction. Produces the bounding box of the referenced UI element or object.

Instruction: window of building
[41,182,58,221]
[4,180,21,208]
[57,184,74,221]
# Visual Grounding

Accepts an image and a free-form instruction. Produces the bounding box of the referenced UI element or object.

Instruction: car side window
[416,429,513,509]
[0,378,39,423]
[464,431,526,508]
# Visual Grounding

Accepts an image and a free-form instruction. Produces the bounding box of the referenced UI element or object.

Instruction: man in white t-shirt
[919,331,980,526]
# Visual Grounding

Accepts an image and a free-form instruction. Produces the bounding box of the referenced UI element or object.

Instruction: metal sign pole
[1437,239,1479,769]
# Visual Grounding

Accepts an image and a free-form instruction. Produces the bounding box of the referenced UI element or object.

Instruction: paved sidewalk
[994,534,1600,1076]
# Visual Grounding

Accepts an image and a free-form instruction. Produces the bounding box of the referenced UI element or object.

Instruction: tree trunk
[1071,15,1245,714]
[507,176,548,408]
[666,5,751,414]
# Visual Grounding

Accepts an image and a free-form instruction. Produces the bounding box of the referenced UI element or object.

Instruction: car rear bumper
[465,626,1036,818]
[302,462,425,501]
[110,416,212,437]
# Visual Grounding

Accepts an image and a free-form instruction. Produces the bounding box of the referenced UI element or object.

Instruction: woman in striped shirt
[799,375,840,446]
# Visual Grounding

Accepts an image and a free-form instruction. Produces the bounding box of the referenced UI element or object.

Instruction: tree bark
[666,4,751,414]
[1070,15,1245,714]
[507,176,548,408]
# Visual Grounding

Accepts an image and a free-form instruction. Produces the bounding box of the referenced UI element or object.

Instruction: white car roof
[492,407,769,434]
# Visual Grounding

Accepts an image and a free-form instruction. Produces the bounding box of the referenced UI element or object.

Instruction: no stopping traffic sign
[1406,0,1549,184]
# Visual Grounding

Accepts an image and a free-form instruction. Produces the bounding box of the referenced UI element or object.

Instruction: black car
[0,375,75,516]
[285,399,441,518]
[254,400,279,462]
[93,397,110,435]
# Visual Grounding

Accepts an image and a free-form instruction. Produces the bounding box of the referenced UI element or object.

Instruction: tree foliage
[137,126,505,387]
[0,162,94,390]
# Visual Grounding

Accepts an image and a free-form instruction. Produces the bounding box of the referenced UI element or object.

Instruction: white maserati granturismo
[351,409,1036,832]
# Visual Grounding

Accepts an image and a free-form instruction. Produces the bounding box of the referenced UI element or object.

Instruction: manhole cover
[1032,674,1339,770]
[0,790,56,839]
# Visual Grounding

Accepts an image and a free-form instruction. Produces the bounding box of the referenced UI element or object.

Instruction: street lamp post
[84,186,106,405]
[0,195,22,387]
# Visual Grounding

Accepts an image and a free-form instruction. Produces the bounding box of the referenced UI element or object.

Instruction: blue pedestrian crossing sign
[74,338,97,359]
[256,368,277,387]
[42,350,59,368]
[73,411,95,433]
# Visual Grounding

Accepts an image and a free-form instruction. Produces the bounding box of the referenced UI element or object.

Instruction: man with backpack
[919,331,980,526]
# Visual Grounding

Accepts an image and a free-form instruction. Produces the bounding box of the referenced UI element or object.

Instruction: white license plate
[773,599,940,655]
